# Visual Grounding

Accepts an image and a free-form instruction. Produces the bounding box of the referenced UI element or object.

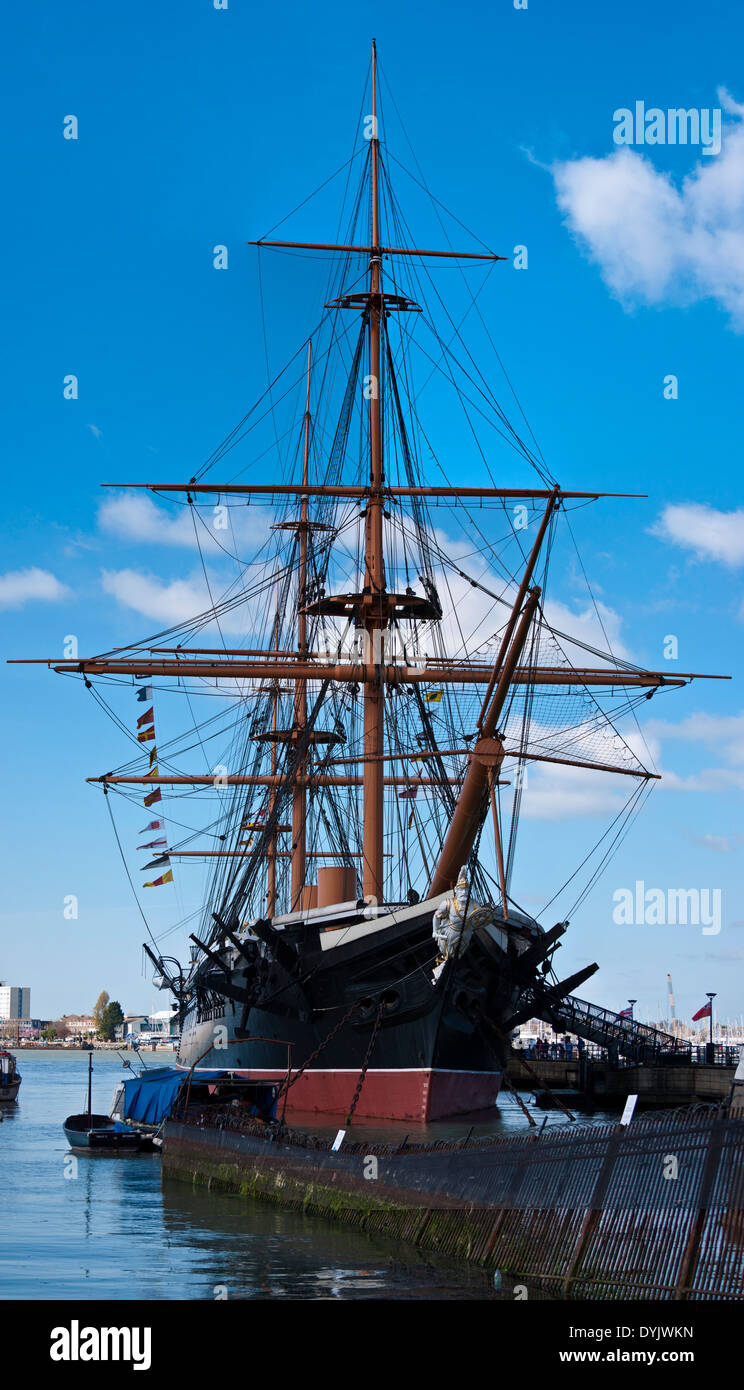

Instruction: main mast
[362,38,386,903]
[23,44,725,924]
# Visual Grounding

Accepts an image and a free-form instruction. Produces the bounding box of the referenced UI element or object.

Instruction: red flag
[137,727,156,743]
[137,706,154,729]
[144,788,162,808]
[692,1002,712,1022]
[140,820,163,833]
[616,1007,633,1019]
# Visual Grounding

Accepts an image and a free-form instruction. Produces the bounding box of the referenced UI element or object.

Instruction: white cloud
[544,597,630,662]
[514,761,627,821]
[645,711,744,763]
[100,567,257,638]
[101,569,207,624]
[0,567,71,610]
[552,89,744,328]
[99,494,200,548]
[98,492,272,552]
[651,503,744,568]
[642,710,744,792]
[686,832,738,852]
[660,766,744,793]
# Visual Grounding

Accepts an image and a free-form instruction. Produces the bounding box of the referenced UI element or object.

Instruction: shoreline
[6,1042,178,1053]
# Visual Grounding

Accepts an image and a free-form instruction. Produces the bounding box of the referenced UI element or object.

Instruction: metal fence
[518,1041,741,1067]
[172,1103,744,1299]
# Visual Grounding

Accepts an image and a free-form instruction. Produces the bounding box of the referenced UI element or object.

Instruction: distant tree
[41,1027,58,1040]
[50,1019,71,1039]
[92,991,110,1028]
[99,1001,124,1041]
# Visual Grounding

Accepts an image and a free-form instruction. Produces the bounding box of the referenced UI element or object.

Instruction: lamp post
[628,999,637,1027]
[706,992,716,1048]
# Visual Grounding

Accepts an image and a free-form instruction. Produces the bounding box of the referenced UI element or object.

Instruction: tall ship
[18,44,720,1121]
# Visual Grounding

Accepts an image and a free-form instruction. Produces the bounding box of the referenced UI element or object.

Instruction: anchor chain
[274,997,363,1104]
[346,1000,385,1126]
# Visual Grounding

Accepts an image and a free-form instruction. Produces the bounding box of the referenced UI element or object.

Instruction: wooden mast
[428,588,541,899]
[14,47,726,928]
[362,37,386,904]
[428,489,559,899]
[290,341,312,910]
[266,581,280,917]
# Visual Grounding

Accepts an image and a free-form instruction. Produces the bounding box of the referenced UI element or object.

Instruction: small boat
[62,1052,157,1152]
[0,1050,21,1102]
[62,1112,153,1151]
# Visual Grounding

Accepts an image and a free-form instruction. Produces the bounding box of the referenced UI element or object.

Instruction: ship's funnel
[317,866,356,908]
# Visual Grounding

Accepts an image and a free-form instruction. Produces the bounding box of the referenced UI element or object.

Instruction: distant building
[0,1017,38,1039]
[150,1008,179,1040]
[0,983,31,1021]
[516,1018,579,1047]
[61,1015,97,1037]
[115,1014,148,1042]
[115,1010,179,1044]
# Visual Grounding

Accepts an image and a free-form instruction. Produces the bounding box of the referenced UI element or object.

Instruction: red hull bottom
[228,1067,503,1122]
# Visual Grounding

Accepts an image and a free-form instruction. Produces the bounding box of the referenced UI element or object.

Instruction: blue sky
[2,0,743,1029]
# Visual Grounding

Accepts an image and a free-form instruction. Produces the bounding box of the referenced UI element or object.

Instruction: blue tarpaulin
[119,1067,278,1124]
[121,1068,225,1124]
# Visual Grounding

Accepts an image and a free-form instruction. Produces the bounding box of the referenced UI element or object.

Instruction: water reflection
[2,1049,603,1300]
[160,1178,496,1299]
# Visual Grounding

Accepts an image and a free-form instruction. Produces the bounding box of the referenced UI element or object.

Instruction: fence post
[563,1124,624,1297]
[482,1129,543,1265]
[674,1117,726,1300]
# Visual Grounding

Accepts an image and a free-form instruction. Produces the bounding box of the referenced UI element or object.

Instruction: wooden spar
[325,747,661,779]
[428,588,542,900]
[488,769,509,920]
[149,647,298,657]
[291,340,312,911]
[90,774,462,787]
[99,483,647,500]
[247,239,507,260]
[15,652,724,680]
[43,657,695,688]
[169,850,382,858]
[362,37,385,903]
[477,486,558,728]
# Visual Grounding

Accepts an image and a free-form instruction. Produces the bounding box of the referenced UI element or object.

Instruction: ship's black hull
[176,897,536,1119]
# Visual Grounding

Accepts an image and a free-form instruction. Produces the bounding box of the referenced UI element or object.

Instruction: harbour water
[1,1050,616,1301]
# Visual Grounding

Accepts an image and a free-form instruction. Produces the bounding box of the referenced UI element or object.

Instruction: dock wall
[163,1108,744,1299]
[507,1056,735,1104]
